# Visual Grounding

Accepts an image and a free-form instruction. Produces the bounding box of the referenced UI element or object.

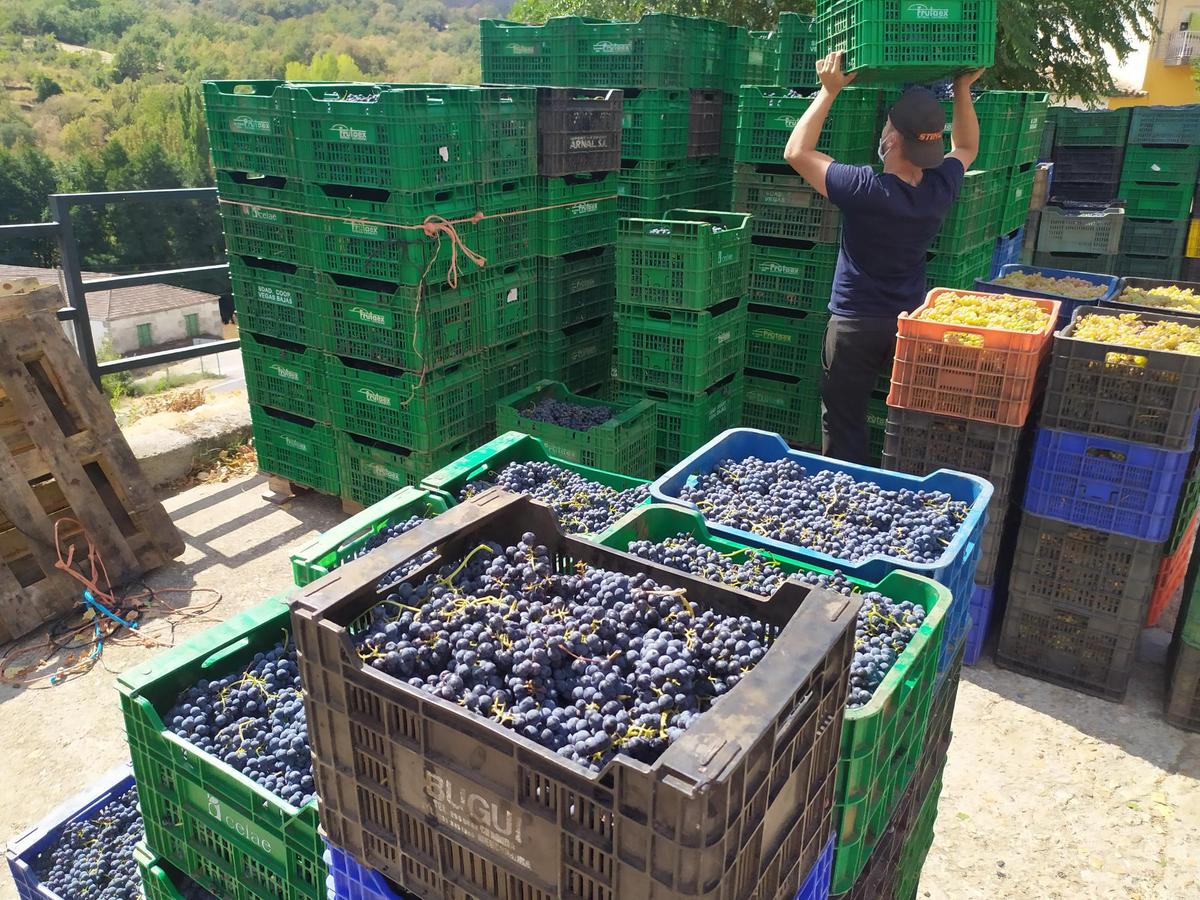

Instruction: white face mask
[877,137,890,164]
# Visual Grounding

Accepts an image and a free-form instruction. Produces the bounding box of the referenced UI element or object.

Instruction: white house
[0,264,223,355]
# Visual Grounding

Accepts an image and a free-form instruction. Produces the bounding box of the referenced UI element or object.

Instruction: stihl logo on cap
[917,131,941,141]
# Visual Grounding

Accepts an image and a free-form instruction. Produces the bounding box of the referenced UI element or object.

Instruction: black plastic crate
[881,408,1024,500]
[1119,218,1189,258]
[1007,511,1161,626]
[537,87,624,176]
[1103,276,1200,317]
[1041,305,1200,449]
[996,585,1141,701]
[291,490,859,900]
[687,88,724,158]
[1049,145,1125,184]
[1047,180,1120,204]
[1166,639,1200,732]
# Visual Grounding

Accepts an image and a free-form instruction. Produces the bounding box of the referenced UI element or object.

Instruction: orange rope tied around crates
[418,213,486,289]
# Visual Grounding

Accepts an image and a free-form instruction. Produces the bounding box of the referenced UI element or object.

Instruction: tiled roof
[0,264,219,321]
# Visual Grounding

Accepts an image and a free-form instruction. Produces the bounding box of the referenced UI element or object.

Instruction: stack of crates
[1117,106,1200,279]
[481,14,740,219]
[998,304,1200,700]
[732,85,881,454]
[885,288,1061,668]
[1047,107,1130,205]
[205,81,544,509]
[532,87,625,398]
[1033,201,1125,275]
[1168,538,1200,732]
[614,209,752,472]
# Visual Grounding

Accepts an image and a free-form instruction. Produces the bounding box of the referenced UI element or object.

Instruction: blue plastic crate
[989,228,1024,278]
[964,581,996,666]
[796,832,835,900]
[975,264,1120,326]
[650,428,992,673]
[1024,426,1194,542]
[6,765,136,900]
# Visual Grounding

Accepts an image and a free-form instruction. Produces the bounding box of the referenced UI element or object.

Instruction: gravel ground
[1,473,1197,900]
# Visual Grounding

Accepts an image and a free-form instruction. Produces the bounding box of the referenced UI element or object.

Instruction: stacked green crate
[1116,106,1200,278]
[206,82,539,508]
[731,85,878,451]
[615,210,751,472]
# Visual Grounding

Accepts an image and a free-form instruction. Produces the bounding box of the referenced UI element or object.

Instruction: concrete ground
[1,474,1197,900]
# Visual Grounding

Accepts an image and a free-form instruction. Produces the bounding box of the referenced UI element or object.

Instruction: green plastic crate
[326,355,484,451]
[482,337,543,411]
[535,172,618,256]
[1115,253,1182,280]
[117,600,326,900]
[618,157,694,200]
[537,246,615,331]
[775,12,818,87]
[1031,249,1116,274]
[229,256,318,347]
[290,485,450,586]
[732,164,842,244]
[300,177,477,228]
[136,843,224,900]
[422,430,647,503]
[893,765,946,900]
[202,80,296,179]
[617,186,700,218]
[621,88,690,159]
[479,18,572,87]
[616,209,752,311]
[316,270,478,373]
[591,502,950,897]
[336,429,478,508]
[250,404,339,495]
[736,86,880,166]
[867,388,888,466]
[1119,218,1189,258]
[497,380,657,479]
[1053,106,1131,147]
[1121,144,1200,185]
[240,331,328,423]
[816,0,996,83]
[939,91,1023,170]
[476,176,538,266]
[216,171,309,267]
[747,240,838,313]
[476,258,539,345]
[479,85,537,182]
[570,14,693,89]
[745,306,828,378]
[1167,467,1200,556]
[540,316,614,392]
[925,243,993,290]
[292,83,478,190]
[615,298,747,395]
[1014,92,1050,166]
[1000,163,1037,235]
[930,169,999,254]
[617,372,744,473]
[1119,179,1196,221]
[743,369,823,447]
[305,189,477,287]
[1129,105,1200,145]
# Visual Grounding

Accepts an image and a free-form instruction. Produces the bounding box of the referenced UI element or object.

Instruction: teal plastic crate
[250,404,339,495]
[497,380,657,479]
[117,599,326,900]
[290,485,450,586]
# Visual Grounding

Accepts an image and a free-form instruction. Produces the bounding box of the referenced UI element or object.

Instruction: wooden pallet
[0,280,185,643]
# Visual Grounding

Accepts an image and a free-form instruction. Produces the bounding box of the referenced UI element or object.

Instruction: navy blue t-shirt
[824,158,965,318]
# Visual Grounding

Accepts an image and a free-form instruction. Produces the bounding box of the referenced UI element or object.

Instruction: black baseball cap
[888,87,946,169]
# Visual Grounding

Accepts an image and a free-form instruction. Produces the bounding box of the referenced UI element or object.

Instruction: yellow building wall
[1109,61,1200,108]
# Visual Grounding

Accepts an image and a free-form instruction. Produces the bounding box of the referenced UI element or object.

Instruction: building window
[136,323,152,348]
[184,312,200,338]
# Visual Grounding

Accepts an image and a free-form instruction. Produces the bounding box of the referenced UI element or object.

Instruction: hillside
[0,0,507,269]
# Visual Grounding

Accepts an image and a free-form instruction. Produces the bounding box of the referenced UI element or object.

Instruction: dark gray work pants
[820,313,897,465]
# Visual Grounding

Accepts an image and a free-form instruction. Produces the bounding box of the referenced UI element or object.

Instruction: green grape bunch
[915,291,1053,333]
[1074,312,1200,357]
[993,272,1108,300]
[1118,284,1200,314]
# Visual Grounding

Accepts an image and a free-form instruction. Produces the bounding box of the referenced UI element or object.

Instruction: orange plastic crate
[888,289,1060,426]
[1148,511,1198,627]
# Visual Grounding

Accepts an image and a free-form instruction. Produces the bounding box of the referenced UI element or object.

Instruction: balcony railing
[1161,29,1200,66]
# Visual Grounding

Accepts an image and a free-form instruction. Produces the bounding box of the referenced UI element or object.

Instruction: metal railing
[0,187,234,388]
[1161,29,1200,65]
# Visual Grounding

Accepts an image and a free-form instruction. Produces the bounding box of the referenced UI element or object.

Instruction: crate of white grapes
[290,489,859,900]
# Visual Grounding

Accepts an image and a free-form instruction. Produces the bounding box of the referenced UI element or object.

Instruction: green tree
[0,145,59,266]
[285,50,365,81]
[508,0,1156,101]
[33,74,63,102]
[112,22,168,82]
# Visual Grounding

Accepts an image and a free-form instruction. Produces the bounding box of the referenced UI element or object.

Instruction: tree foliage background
[0,0,500,271]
